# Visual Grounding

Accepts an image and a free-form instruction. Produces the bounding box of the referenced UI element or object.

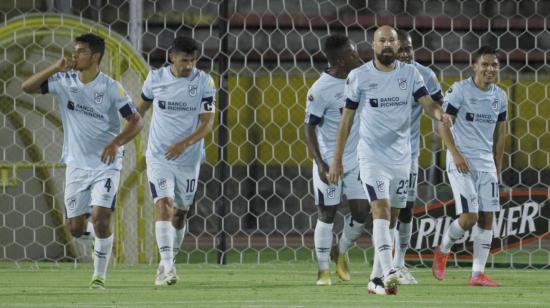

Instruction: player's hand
[54,56,75,72]
[317,160,330,184]
[439,113,453,128]
[452,151,470,174]
[101,142,119,165]
[327,160,343,184]
[165,141,189,161]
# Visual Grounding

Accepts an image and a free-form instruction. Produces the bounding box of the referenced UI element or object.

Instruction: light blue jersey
[345,61,428,165]
[42,71,137,170]
[410,61,443,159]
[443,78,508,172]
[141,66,216,166]
[304,70,359,172]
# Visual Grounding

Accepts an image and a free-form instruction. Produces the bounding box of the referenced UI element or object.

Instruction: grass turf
[0,261,548,307]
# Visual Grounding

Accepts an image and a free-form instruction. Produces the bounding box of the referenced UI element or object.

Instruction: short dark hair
[396,29,411,43]
[472,45,498,63]
[170,36,199,55]
[75,33,105,63]
[323,34,350,65]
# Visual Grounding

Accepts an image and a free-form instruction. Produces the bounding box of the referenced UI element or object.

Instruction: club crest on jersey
[158,178,167,190]
[189,85,198,97]
[94,92,104,104]
[326,187,336,199]
[397,78,407,90]
[492,98,499,110]
[376,180,385,192]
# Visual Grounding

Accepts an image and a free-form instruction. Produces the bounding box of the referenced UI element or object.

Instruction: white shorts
[447,169,500,215]
[147,161,201,210]
[64,167,120,219]
[312,162,366,206]
[406,159,419,203]
[359,161,410,209]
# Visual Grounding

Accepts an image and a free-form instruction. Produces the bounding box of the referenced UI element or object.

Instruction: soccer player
[328,25,452,295]
[21,33,144,289]
[432,46,507,287]
[392,30,444,284]
[137,36,216,286]
[304,34,369,286]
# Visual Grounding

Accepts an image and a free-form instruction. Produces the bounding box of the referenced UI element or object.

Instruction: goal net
[1,0,548,269]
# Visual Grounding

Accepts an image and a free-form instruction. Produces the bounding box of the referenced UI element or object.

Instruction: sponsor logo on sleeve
[117,86,127,97]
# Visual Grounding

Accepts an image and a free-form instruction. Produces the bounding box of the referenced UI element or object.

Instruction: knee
[91,216,110,235]
[156,198,173,211]
[460,214,478,230]
[156,198,173,220]
[318,207,336,224]
[69,227,85,238]
[371,201,390,220]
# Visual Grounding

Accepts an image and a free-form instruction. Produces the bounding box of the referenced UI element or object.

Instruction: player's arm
[136,97,153,117]
[136,72,154,116]
[418,95,452,127]
[437,112,470,174]
[102,111,144,165]
[165,96,215,161]
[304,117,329,184]
[327,106,356,184]
[21,57,74,94]
[493,120,507,176]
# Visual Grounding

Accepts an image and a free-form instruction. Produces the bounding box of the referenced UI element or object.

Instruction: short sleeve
[141,71,154,102]
[498,90,508,121]
[425,70,443,101]
[110,82,137,118]
[442,83,462,116]
[412,68,429,101]
[199,74,216,114]
[43,73,63,95]
[304,87,327,125]
[344,69,360,109]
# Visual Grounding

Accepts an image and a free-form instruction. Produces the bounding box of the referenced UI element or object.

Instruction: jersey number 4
[104,178,112,192]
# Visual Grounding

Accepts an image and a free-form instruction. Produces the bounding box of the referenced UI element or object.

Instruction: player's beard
[376,48,396,66]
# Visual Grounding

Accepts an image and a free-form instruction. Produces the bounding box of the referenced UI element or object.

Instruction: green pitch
[0,262,548,307]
